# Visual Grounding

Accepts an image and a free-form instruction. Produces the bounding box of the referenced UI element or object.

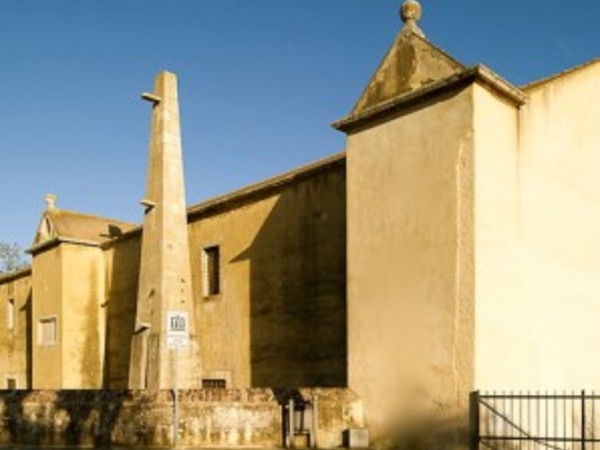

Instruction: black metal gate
[470,391,600,450]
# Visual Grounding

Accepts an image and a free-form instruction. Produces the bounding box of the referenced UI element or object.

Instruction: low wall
[0,388,363,448]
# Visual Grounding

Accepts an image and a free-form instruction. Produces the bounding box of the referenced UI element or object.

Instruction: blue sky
[1,1,599,249]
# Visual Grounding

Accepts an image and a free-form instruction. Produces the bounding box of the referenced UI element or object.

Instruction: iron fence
[470,391,600,450]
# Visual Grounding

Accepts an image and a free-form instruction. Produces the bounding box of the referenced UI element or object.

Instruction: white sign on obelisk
[166,311,189,349]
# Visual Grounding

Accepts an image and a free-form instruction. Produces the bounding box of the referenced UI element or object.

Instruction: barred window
[202,246,221,297]
[38,316,57,346]
[202,378,226,389]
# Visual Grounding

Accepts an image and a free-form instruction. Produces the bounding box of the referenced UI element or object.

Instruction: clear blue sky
[1,1,599,249]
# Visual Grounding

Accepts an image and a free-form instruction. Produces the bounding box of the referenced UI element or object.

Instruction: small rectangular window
[7,299,15,330]
[6,378,17,390]
[202,378,226,389]
[38,316,57,346]
[202,246,221,297]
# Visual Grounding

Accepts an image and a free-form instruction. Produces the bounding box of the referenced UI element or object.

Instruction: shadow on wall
[55,391,127,446]
[22,291,32,388]
[233,169,347,388]
[386,412,470,450]
[0,390,27,444]
[103,237,141,389]
[0,390,127,446]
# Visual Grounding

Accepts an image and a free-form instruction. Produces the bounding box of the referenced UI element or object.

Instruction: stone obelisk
[129,71,198,389]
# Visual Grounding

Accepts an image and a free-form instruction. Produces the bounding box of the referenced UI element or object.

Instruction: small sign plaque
[167,311,189,349]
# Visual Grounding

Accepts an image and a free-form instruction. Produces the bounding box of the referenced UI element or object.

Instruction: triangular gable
[351,29,465,116]
[33,212,56,246]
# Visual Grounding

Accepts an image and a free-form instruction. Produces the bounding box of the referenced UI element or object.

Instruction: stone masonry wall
[0,388,362,448]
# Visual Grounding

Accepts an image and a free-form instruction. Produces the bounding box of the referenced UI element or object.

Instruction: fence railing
[470,391,600,450]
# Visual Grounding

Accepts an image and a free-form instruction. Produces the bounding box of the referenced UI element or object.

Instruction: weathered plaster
[188,162,347,389]
[0,271,31,390]
[475,61,600,390]
[345,84,476,445]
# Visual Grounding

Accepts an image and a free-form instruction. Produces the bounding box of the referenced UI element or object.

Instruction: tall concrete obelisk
[129,71,198,389]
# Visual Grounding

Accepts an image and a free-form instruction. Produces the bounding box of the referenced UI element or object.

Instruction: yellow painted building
[1,1,599,445]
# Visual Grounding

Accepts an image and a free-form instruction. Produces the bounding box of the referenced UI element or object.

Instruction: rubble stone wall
[0,388,363,448]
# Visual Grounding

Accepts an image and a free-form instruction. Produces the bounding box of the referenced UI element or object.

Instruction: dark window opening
[203,246,221,296]
[202,378,226,389]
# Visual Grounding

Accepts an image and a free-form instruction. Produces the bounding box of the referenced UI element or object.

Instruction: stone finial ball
[401,0,422,23]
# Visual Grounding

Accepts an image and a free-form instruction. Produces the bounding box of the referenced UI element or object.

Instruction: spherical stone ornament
[401,0,423,23]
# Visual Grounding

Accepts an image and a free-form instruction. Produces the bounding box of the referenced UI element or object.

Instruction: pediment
[351,30,465,116]
[33,212,57,246]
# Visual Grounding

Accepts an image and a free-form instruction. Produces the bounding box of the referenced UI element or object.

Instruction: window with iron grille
[6,378,16,390]
[202,246,221,297]
[202,378,226,389]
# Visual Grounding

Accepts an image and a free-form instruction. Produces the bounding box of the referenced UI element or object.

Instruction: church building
[2,1,600,444]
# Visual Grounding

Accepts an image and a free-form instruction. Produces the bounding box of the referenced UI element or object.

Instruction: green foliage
[0,242,29,273]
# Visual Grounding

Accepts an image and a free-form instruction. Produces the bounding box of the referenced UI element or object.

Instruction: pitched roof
[32,208,138,251]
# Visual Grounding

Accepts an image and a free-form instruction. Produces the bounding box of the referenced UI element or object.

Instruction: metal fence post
[582,390,587,450]
[470,391,480,450]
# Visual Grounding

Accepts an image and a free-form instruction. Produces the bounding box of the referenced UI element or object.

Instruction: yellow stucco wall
[61,243,106,388]
[31,245,63,389]
[10,161,345,391]
[19,161,346,390]
[29,243,107,389]
[102,235,140,388]
[472,83,523,389]
[346,86,476,443]
[23,235,140,389]
[188,163,347,388]
[0,271,32,389]
[475,62,600,390]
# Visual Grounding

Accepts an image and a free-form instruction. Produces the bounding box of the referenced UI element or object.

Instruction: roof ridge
[521,57,600,91]
[0,265,32,284]
[187,151,346,217]
[50,208,137,226]
[104,151,347,246]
